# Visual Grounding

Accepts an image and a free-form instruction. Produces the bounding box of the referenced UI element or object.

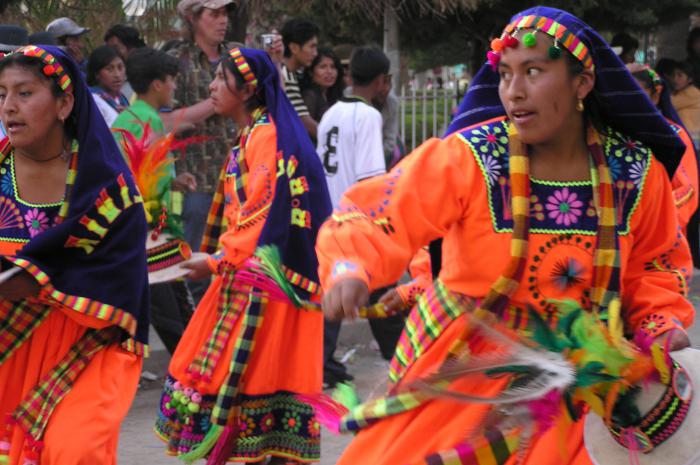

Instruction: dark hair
[671,59,694,79]
[0,54,77,139]
[611,32,639,55]
[220,53,265,111]
[280,18,319,58]
[87,45,123,87]
[301,47,344,105]
[687,27,700,58]
[349,46,389,86]
[656,57,677,79]
[126,47,178,95]
[104,24,145,50]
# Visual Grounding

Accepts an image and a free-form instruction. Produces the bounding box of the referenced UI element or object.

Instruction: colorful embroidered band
[4,45,74,94]
[146,238,192,273]
[228,47,258,88]
[609,362,693,453]
[487,15,594,72]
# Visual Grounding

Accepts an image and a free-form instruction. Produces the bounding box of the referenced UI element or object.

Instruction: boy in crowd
[112,47,196,354]
[670,60,700,141]
[316,46,391,387]
[281,18,319,139]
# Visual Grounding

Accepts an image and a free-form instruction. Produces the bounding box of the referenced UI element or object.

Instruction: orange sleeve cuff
[323,260,370,291]
[635,310,688,339]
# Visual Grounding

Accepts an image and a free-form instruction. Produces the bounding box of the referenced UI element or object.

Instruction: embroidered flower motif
[640,313,667,336]
[282,412,301,433]
[24,208,49,237]
[307,418,321,437]
[530,194,545,221]
[551,257,586,290]
[613,136,645,162]
[238,414,256,438]
[629,160,647,187]
[481,155,502,185]
[260,413,275,432]
[607,156,622,181]
[545,188,583,226]
[0,172,13,196]
[469,124,508,158]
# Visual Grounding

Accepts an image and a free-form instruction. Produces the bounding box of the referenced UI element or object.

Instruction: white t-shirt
[317,97,386,207]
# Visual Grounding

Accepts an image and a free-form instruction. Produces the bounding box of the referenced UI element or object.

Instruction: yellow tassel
[651,343,671,384]
[607,298,624,347]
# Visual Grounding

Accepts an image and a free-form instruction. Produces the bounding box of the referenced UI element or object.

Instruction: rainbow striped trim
[10,45,73,93]
[505,15,594,70]
[228,47,258,88]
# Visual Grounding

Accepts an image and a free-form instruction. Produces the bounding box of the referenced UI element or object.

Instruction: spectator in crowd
[46,17,89,74]
[27,31,57,46]
[610,31,638,64]
[165,0,238,303]
[373,72,402,169]
[333,43,354,88]
[317,45,390,386]
[656,57,676,83]
[87,45,129,127]
[0,24,28,139]
[104,25,146,100]
[104,24,146,61]
[112,47,197,355]
[281,18,319,139]
[670,60,700,140]
[300,47,344,129]
[686,27,700,87]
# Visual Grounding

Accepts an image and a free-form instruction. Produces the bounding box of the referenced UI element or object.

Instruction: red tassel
[296,393,349,434]
[205,423,239,465]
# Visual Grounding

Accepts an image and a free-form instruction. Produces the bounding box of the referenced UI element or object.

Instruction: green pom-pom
[523,32,537,48]
[548,45,562,59]
[188,402,201,413]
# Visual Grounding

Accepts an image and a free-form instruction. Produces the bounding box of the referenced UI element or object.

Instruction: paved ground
[118,282,700,465]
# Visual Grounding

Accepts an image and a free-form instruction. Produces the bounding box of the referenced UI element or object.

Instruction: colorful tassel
[205,423,239,465]
[332,382,361,410]
[179,423,223,464]
[487,51,501,71]
[296,393,349,434]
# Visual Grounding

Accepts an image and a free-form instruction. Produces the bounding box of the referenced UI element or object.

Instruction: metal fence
[399,85,460,151]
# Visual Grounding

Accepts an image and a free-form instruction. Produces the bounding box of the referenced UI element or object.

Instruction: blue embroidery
[457,119,651,235]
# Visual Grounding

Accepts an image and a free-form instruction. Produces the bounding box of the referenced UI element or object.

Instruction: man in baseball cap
[46,17,89,73]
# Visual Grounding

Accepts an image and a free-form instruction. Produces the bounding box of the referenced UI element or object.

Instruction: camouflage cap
[176,0,236,17]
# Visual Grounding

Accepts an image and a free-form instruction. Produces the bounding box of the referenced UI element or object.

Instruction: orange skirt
[155,274,323,463]
[0,309,142,465]
[336,313,593,465]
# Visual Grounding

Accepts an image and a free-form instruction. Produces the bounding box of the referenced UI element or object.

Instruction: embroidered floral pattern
[545,187,584,226]
[24,208,49,237]
[0,172,12,196]
[156,376,320,461]
[459,120,651,235]
[468,124,508,158]
[640,313,667,336]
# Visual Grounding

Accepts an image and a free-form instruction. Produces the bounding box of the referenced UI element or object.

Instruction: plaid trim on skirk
[0,299,51,365]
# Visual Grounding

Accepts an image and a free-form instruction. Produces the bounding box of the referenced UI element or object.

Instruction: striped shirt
[282,64,310,117]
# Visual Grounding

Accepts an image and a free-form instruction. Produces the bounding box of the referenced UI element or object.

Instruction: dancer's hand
[0,269,40,301]
[654,328,691,352]
[322,278,369,321]
[172,172,197,192]
[182,256,212,280]
[379,288,405,314]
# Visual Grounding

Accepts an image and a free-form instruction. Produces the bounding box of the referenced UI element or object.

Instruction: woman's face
[497,30,593,145]
[671,69,692,92]
[0,66,73,152]
[312,56,338,90]
[96,56,126,95]
[209,63,248,119]
[193,7,229,46]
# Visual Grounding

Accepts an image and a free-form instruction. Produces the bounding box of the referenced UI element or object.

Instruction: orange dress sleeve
[207,123,278,273]
[395,247,432,307]
[671,125,699,230]
[316,135,476,291]
[622,157,695,337]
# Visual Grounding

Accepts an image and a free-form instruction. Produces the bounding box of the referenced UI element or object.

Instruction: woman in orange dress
[0,46,149,464]
[316,7,694,465]
[154,47,331,464]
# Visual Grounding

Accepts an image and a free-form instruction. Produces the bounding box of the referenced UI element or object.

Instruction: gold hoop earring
[576,99,584,112]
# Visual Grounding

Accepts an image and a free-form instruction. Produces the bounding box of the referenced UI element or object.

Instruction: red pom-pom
[43,64,55,76]
[503,35,519,48]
